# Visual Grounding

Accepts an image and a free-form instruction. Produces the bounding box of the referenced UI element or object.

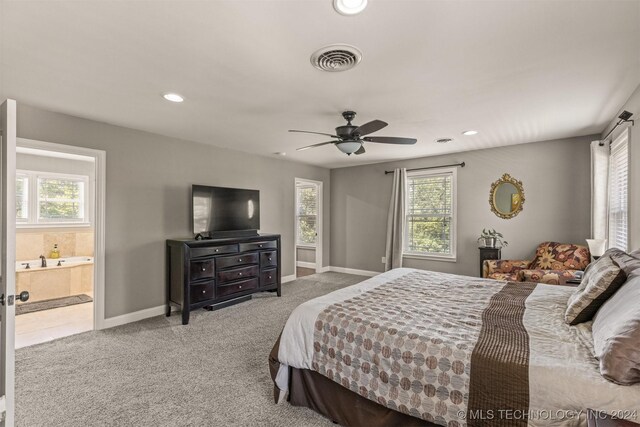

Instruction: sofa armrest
[482,259,531,278]
[520,269,581,285]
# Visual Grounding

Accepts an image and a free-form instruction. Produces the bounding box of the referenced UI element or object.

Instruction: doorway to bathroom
[14,139,105,348]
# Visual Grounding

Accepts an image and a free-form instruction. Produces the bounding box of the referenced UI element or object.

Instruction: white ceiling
[1,1,639,168]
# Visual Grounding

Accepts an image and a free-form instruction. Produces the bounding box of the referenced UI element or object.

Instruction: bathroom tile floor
[15,300,93,349]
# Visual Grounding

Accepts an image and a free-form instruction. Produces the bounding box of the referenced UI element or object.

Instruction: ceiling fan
[290,111,417,156]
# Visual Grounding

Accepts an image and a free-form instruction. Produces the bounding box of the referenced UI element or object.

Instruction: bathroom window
[16,171,89,226]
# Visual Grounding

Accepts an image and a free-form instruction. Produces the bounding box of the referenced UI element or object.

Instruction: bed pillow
[592,274,640,385]
[610,250,640,276]
[564,250,627,325]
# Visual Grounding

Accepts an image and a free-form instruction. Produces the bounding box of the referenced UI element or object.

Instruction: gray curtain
[385,168,407,271]
[591,140,609,240]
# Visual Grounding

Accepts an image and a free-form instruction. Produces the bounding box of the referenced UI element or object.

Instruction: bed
[269,268,640,426]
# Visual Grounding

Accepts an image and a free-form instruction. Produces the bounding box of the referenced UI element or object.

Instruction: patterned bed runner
[311,271,535,427]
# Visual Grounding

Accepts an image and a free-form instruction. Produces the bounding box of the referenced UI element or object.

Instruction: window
[404,168,457,260]
[296,183,318,246]
[608,131,629,251]
[16,171,89,226]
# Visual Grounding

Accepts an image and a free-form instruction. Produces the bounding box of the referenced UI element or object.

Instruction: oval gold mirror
[489,173,525,219]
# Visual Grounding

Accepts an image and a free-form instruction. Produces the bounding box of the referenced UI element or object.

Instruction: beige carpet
[16,272,367,427]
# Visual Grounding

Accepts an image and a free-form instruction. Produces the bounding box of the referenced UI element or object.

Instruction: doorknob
[0,291,29,306]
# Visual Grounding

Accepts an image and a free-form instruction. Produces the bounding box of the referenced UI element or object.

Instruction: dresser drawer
[190,244,238,258]
[190,282,214,304]
[216,252,258,270]
[239,240,277,252]
[260,251,277,268]
[261,269,277,287]
[217,265,259,284]
[190,258,215,281]
[217,277,258,298]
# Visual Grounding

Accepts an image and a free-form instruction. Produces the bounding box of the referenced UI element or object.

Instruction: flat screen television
[192,185,260,238]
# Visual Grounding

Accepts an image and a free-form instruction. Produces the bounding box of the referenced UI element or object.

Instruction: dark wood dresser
[166,233,281,325]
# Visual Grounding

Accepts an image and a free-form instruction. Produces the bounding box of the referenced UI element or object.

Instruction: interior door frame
[294,178,323,277]
[16,138,107,330]
[0,99,17,426]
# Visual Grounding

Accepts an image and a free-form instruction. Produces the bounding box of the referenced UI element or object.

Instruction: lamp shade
[336,141,362,155]
[586,239,607,258]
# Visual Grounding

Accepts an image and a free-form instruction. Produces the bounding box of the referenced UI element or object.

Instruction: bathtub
[15,256,94,303]
[16,256,94,272]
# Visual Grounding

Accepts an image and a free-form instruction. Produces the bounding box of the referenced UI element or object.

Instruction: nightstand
[479,247,501,277]
[587,409,640,427]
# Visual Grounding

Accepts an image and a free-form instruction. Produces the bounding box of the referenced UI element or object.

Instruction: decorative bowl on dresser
[166,233,281,325]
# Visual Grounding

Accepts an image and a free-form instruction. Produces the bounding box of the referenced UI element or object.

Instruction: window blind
[608,131,629,251]
[405,172,455,256]
[296,185,318,246]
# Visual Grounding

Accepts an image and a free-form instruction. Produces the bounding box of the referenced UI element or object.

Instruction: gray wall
[601,83,640,251]
[330,135,594,277]
[296,247,316,264]
[16,104,331,318]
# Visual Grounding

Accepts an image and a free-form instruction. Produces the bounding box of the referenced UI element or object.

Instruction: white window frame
[15,173,29,224]
[403,167,457,262]
[295,182,319,248]
[16,169,91,228]
[607,130,629,251]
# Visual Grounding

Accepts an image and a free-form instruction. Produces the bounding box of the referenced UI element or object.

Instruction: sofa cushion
[530,242,590,271]
[520,269,579,285]
[592,274,640,385]
[564,250,627,325]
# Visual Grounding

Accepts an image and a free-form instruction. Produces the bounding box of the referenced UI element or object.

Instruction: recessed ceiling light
[435,138,453,144]
[462,130,478,136]
[274,152,287,156]
[333,0,368,16]
[163,93,184,103]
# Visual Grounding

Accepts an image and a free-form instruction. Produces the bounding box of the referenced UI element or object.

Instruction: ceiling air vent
[435,138,453,144]
[310,44,362,72]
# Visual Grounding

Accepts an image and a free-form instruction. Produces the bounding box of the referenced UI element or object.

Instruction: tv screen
[192,185,260,235]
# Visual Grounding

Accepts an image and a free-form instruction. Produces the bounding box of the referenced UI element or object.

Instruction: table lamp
[586,239,607,260]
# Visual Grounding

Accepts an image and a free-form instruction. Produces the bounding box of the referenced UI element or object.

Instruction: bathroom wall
[16,229,94,261]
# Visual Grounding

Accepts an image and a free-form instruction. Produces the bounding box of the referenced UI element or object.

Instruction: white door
[0,99,18,426]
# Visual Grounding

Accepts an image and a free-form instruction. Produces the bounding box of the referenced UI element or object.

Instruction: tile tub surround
[16,262,93,303]
[16,229,94,261]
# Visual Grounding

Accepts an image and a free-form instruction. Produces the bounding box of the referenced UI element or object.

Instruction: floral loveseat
[482,241,591,285]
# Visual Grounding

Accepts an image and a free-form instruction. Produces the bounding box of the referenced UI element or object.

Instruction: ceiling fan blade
[296,141,337,151]
[289,130,340,138]
[354,145,366,155]
[353,120,388,137]
[363,136,417,145]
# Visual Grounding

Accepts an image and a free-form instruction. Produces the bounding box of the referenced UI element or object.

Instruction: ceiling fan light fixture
[336,141,362,155]
[333,0,367,16]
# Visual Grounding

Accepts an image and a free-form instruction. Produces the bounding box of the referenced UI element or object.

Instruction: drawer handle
[268,275,272,280]
[238,258,242,262]
[239,285,242,289]
[259,244,263,248]
[238,272,243,276]
[215,249,219,252]
[201,267,206,272]
[268,257,272,261]
[202,290,206,294]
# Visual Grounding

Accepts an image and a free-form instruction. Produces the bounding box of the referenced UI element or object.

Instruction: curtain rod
[599,110,634,146]
[384,162,465,175]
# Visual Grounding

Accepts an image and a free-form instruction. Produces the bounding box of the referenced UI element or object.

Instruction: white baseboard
[296,261,316,269]
[100,267,378,330]
[329,266,380,277]
[282,274,296,283]
[100,305,169,330]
